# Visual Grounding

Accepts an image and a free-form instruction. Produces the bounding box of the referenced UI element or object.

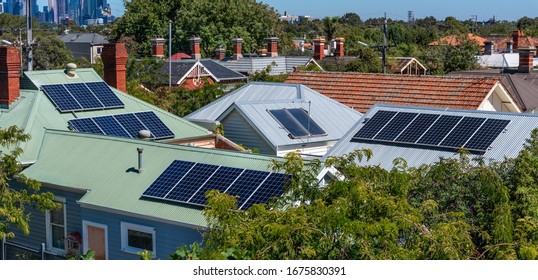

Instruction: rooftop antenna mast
[26,0,33,71]
[382,12,387,74]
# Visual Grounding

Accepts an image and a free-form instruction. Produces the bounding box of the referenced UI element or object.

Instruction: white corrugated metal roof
[323,104,538,170]
[477,53,538,68]
[219,56,313,75]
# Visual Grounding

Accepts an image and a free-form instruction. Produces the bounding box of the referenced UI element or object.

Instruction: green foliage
[67,249,95,260]
[138,249,153,260]
[419,35,479,74]
[249,63,288,83]
[343,48,382,73]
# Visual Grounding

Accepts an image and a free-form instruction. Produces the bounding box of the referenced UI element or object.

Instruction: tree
[343,48,382,73]
[420,35,479,74]
[0,126,58,239]
[322,16,340,42]
[32,34,74,70]
[339,13,361,26]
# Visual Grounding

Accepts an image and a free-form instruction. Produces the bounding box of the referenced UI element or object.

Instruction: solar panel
[68,118,102,134]
[165,163,219,201]
[142,161,195,198]
[374,112,418,141]
[92,116,131,138]
[113,113,153,139]
[225,169,270,210]
[417,115,462,145]
[286,108,327,137]
[134,112,175,140]
[189,166,244,205]
[64,83,103,110]
[395,114,440,143]
[353,110,397,139]
[42,84,82,112]
[464,119,510,151]
[85,82,124,108]
[268,109,309,138]
[440,117,486,148]
[240,173,288,210]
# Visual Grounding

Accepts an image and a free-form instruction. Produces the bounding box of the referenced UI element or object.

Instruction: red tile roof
[429,33,488,47]
[285,71,503,113]
[166,52,192,61]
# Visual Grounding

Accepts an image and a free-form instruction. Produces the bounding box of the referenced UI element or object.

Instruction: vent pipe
[137,147,144,174]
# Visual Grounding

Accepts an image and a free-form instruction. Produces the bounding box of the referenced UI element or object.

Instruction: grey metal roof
[219,56,314,75]
[57,33,108,45]
[158,59,246,84]
[186,82,362,148]
[323,104,538,170]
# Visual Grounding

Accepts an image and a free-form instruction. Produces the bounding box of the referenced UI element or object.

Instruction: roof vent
[138,130,151,140]
[65,63,77,77]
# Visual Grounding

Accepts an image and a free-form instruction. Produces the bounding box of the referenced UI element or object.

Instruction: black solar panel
[287,108,327,137]
[135,111,175,140]
[440,117,486,148]
[64,83,103,110]
[92,116,131,138]
[113,113,153,139]
[353,110,397,139]
[165,163,219,201]
[42,82,124,112]
[85,82,124,108]
[189,166,244,205]
[374,112,418,141]
[68,118,102,134]
[395,114,440,143]
[240,173,288,210]
[417,115,462,145]
[464,119,510,151]
[225,169,270,210]
[269,109,309,138]
[42,84,82,112]
[142,161,195,198]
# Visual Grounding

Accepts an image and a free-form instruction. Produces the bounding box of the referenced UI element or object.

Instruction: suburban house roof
[218,56,319,75]
[488,34,538,52]
[388,57,427,75]
[285,71,520,113]
[0,68,210,163]
[429,33,487,47]
[322,104,538,171]
[166,52,192,61]
[186,82,362,151]
[57,33,108,45]
[477,53,538,68]
[158,59,247,85]
[22,130,287,227]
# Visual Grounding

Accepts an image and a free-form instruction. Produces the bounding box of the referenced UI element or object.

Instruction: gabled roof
[22,130,288,227]
[489,35,538,51]
[186,82,361,149]
[0,68,210,163]
[285,71,509,113]
[219,56,315,75]
[429,33,487,47]
[388,57,427,74]
[166,52,192,61]
[57,33,108,45]
[322,104,538,170]
[158,59,246,84]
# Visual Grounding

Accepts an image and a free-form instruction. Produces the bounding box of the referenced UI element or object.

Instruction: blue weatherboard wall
[80,207,204,260]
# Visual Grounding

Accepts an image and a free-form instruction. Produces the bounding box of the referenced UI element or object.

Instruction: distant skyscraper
[0,2,4,14]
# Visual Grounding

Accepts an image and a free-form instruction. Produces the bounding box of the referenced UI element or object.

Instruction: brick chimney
[518,46,535,73]
[335,37,345,57]
[313,36,325,60]
[266,36,279,57]
[189,36,202,60]
[213,46,226,60]
[0,46,21,106]
[232,36,243,60]
[150,38,165,58]
[101,43,128,92]
[513,30,524,50]
[484,41,494,55]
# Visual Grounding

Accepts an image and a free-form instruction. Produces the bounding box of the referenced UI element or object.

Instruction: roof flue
[65,63,77,77]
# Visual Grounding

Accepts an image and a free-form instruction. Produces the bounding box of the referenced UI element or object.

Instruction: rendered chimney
[484,41,494,55]
[150,38,166,58]
[189,36,202,60]
[518,46,535,73]
[335,37,345,57]
[101,43,128,92]
[313,36,326,60]
[213,46,226,60]
[0,46,21,106]
[232,36,244,60]
[513,30,524,50]
[266,36,279,57]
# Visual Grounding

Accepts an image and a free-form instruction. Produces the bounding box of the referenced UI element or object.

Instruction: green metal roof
[22,130,286,227]
[0,68,210,163]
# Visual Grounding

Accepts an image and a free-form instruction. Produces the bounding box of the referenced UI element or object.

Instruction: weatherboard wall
[221,109,275,155]
[80,207,203,260]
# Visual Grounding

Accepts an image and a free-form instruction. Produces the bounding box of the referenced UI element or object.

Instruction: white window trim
[120,222,156,257]
[82,220,108,260]
[45,197,67,254]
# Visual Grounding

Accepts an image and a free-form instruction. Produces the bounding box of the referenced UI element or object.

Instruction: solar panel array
[352,110,510,152]
[142,160,290,210]
[42,82,124,112]
[268,108,327,139]
[68,111,175,140]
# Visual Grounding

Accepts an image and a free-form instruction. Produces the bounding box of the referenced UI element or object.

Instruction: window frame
[120,222,156,257]
[45,197,67,254]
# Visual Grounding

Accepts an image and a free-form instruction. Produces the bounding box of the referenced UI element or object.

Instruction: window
[120,222,156,256]
[45,197,66,253]
[96,47,102,54]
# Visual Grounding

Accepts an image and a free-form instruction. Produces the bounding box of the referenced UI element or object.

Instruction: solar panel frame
[464,119,510,151]
[189,167,245,205]
[165,163,220,202]
[225,169,271,210]
[68,118,103,134]
[286,108,327,137]
[113,113,155,139]
[374,112,418,141]
[268,109,310,138]
[142,161,196,198]
[440,117,486,148]
[42,84,83,112]
[92,115,131,138]
[353,110,397,139]
[85,82,125,108]
[395,113,441,143]
[240,173,289,210]
[416,115,463,146]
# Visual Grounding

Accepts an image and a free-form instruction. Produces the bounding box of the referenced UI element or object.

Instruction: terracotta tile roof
[429,33,488,47]
[285,71,502,113]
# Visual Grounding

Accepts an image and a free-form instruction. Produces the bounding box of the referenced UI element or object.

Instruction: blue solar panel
[440,117,486,148]
[64,83,104,110]
[353,110,397,139]
[226,170,270,209]
[85,82,124,108]
[165,163,219,201]
[464,119,510,151]
[134,112,175,140]
[142,161,195,198]
[68,118,102,134]
[268,109,309,138]
[189,166,244,205]
[374,112,418,141]
[395,114,440,143]
[92,116,131,138]
[240,173,289,210]
[287,108,327,137]
[417,115,462,145]
[113,113,153,139]
[42,84,82,112]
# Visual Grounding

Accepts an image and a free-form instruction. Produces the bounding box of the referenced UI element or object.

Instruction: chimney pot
[512,30,525,50]
[266,36,279,57]
[232,36,244,60]
[0,46,21,106]
[101,43,128,92]
[313,36,326,60]
[189,36,202,60]
[150,38,166,58]
[213,46,226,60]
[484,41,494,55]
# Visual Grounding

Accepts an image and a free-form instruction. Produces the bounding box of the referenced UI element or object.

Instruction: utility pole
[382,12,387,74]
[169,20,172,88]
[26,0,33,71]
[471,15,478,33]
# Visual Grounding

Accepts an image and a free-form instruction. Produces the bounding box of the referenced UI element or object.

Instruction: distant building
[57,33,108,63]
[278,11,312,24]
